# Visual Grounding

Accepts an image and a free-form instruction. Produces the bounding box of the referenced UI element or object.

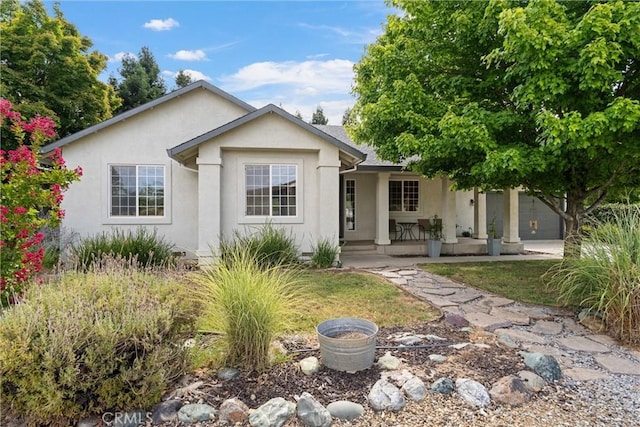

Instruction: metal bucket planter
[316,317,378,372]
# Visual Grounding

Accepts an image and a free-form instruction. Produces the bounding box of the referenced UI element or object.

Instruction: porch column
[317,157,340,246]
[503,188,520,243]
[196,156,222,265]
[441,176,458,244]
[375,172,391,245]
[473,188,488,239]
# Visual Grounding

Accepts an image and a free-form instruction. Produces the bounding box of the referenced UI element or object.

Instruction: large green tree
[110,46,166,113]
[0,0,119,148]
[350,0,640,252]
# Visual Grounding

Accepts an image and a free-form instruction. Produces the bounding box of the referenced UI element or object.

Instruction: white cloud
[143,18,179,31]
[109,51,135,63]
[162,69,212,82]
[218,59,354,93]
[168,50,208,61]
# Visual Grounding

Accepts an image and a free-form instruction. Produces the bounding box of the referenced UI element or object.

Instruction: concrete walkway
[353,263,640,381]
[340,240,564,269]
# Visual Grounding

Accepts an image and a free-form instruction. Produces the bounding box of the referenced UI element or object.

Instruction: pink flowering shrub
[0,99,81,305]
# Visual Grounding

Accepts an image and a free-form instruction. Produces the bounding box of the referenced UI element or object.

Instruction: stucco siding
[196,113,342,254]
[59,89,248,256]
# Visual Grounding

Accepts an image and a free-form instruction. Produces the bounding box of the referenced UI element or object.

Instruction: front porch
[341,238,525,257]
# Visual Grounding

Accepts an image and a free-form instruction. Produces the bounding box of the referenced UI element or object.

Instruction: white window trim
[239,161,303,224]
[389,179,420,213]
[103,163,172,225]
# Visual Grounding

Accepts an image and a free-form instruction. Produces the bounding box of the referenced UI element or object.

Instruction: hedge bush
[70,227,177,271]
[220,222,299,269]
[0,268,197,424]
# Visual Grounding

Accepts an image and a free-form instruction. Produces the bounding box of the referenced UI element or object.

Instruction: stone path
[367,266,640,381]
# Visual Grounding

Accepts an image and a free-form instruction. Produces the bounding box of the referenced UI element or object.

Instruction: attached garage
[486,192,564,240]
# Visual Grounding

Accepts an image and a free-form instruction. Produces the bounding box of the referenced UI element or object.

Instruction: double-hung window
[389,180,419,212]
[245,164,297,217]
[110,165,165,217]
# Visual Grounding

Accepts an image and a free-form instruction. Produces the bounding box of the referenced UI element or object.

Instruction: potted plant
[487,217,501,256]
[427,215,443,258]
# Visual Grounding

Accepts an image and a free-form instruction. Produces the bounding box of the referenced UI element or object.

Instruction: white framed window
[245,164,297,217]
[345,179,356,230]
[110,165,165,217]
[389,180,419,212]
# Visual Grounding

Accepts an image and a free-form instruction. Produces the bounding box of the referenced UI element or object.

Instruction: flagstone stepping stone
[420,288,457,296]
[448,290,484,304]
[515,306,554,321]
[476,296,515,309]
[493,328,547,344]
[397,270,418,276]
[557,336,610,353]
[531,320,563,335]
[561,318,590,335]
[585,334,617,346]
[380,271,401,278]
[490,307,531,326]
[423,296,458,308]
[563,367,609,381]
[594,355,640,375]
[465,312,512,331]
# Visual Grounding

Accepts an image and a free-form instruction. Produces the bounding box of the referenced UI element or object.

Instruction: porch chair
[417,219,431,240]
[389,219,401,241]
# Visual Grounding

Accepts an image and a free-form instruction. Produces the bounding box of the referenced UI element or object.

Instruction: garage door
[486,192,563,240]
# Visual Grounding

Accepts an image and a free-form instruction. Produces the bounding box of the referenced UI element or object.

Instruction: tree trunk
[563,196,584,258]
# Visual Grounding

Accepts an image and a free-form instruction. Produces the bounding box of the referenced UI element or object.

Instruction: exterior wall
[197,114,341,254]
[455,190,475,236]
[60,89,250,257]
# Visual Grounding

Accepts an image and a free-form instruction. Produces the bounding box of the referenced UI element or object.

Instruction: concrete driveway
[340,240,564,269]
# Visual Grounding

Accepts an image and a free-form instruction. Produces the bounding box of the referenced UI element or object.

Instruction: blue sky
[47,1,393,125]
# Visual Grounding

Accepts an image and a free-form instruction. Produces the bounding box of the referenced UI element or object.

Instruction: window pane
[271,165,296,217]
[404,180,419,212]
[246,165,270,216]
[111,165,136,216]
[389,181,402,211]
[346,179,355,230]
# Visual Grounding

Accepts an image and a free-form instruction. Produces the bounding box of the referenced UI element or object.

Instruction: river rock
[218,398,249,425]
[456,378,490,408]
[368,379,406,411]
[151,399,182,424]
[489,375,531,406]
[177,404,216,424]
[431,377,455,394]
[296,392,331,427]
[401,376,427,402]
[518,370,546,393]
[249,397,295,427]
[326,401,364,420]
[300,356,321,376]
[377,352,401,370]
[522,352,562,382]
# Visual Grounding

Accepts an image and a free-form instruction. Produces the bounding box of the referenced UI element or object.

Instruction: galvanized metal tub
[316,317,378,372]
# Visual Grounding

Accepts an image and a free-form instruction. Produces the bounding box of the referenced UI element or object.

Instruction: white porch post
[196,155,222,265]
[441,176,458,244]
[473,188,488,239]
[375,172,391,245]
[503,188,520,243]
[317,155,340,246]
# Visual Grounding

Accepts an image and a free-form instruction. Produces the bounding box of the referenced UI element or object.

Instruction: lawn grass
[291,270,440,333]
[420,260,572,307]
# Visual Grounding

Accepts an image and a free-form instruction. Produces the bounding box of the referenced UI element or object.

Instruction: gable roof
[41,80,256,154]
[313,125,408,171]
[167,104,366,166]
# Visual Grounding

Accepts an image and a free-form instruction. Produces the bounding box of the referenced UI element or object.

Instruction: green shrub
[70,227,176,271]
[220,222,299,269]
[193,247,303,370]
[546,205,640,344]
[0,268,197,424]
[311,238,339,268]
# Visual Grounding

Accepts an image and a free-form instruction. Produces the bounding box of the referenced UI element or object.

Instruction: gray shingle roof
[313,125,407,171]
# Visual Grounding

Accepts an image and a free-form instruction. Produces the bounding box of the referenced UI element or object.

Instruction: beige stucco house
[43,81,558,262]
